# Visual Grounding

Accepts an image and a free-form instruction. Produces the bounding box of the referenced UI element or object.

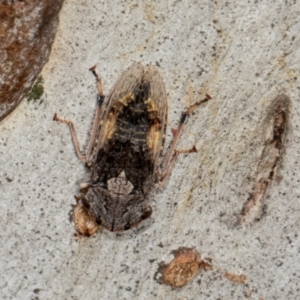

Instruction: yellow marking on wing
[145,97,162,155]
[101,93,136,142]
[118,92,135,108]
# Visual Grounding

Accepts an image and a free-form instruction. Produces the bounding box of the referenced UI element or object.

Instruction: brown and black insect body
[54,63,211,235]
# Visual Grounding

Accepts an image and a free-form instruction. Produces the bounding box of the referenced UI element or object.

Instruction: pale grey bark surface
[1,1,300,299]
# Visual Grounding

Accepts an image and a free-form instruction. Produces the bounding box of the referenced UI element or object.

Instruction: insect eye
[124,223,131,230]
[81,197,90,209]
[140,206,152,221]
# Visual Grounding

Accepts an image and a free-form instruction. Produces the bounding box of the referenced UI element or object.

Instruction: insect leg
[158,94,212,187]
[85,66,105,162]
[53,113,86,161]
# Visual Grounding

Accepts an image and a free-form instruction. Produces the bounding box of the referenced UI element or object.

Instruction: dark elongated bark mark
[240,94,290,223]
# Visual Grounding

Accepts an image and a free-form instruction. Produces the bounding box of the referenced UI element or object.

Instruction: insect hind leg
[53,113,86,162]
[158,94,212,187]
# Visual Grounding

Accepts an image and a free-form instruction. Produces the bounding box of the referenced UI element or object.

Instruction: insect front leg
[53,113,86,162]
[53,66,106,164]
[158,94,212,187]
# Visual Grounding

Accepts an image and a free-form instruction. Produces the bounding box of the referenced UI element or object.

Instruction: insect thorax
[82,184,152,231]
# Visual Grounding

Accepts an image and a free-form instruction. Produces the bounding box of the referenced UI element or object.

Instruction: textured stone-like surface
[1,1,300,299]
[0,0,64,121]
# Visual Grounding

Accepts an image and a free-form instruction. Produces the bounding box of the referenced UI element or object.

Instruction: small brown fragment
[198,260,213,271]
[157,248,211,288]
[224,272,247,283]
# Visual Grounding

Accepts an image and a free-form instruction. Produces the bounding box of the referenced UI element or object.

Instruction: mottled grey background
[1,1,300,299]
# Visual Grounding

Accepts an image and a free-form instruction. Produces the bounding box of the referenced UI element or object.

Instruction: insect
[54,63,211,235]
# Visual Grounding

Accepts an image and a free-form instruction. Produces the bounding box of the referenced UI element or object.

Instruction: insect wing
[143,66,168,171]
[93,63,144,158]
